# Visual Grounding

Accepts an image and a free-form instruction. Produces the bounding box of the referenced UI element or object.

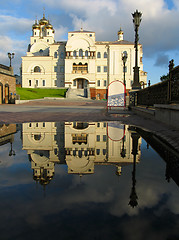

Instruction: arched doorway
[0,83,3,104]
[76,79,88,89]
[5,84,9,104]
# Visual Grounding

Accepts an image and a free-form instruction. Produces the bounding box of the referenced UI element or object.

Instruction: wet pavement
[0,99,178,153]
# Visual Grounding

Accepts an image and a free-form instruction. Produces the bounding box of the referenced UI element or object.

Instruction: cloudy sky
[0,0,178,84]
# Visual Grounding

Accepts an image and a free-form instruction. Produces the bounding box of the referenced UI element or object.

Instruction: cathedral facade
[21,14,147,99]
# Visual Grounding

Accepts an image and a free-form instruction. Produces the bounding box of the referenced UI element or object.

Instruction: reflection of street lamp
[120,136,126,158]
[9,142,15,156]
[128,131,140,208]
[8,52,15,67]
[132,10,142,90]
[122,52,128,88]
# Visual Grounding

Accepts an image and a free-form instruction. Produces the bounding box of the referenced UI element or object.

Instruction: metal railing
[130,60,179,106]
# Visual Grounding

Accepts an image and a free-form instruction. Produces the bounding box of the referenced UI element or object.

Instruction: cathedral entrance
[77,79,88,89]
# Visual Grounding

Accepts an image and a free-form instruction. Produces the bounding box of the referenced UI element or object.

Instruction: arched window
[73,50,77,57]
[104,52,107,58]
[34,66,41,72]
[85,50,88,57]
[97,52,101,58]
[34,134,41,141]
[79,49,83,57]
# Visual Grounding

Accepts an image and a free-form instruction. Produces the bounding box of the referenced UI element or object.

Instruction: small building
[0,64,16,104]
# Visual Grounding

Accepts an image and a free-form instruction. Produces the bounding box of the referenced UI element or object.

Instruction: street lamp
[122,51,128,88]
[132,10,142,89]
[8,52,15,67]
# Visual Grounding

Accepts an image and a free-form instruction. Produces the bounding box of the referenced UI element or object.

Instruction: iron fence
[130,62,179,106]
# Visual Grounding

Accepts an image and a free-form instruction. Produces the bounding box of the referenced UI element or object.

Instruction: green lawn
[16,88,67,100]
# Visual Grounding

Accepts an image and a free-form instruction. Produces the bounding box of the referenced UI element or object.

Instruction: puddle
[0,122,178,240]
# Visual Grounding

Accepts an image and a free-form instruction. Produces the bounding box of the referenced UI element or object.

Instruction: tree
[160,73,169,82]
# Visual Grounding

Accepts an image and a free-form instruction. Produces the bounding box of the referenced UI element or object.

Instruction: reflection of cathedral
[22,122,65,185]
[22,122,141,184]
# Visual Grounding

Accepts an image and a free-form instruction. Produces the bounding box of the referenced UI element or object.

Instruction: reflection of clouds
[0,127,179,239]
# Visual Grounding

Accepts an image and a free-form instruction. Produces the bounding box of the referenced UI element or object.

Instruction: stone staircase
[66,88,91,99]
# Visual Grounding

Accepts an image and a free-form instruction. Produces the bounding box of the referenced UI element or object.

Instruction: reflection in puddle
[0,122,178,240]
[22,122,141,188]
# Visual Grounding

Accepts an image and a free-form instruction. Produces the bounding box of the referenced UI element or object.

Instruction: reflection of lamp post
[8,52,15,67]
[128,131,140,208]
[120,136,126,158]
[122,52,128,88]
[132,10,142,90]
[9,142,15,156]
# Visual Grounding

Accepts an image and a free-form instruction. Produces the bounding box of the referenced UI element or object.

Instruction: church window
[34,134,41,141]
[34,39,36,43]
[97,123,100,127]
[36,80,38,87]
[34,66,41,72]
[97,66,101,72]
[35,32,36,35]
[103,135,107,142]
[97,135,100,141]
[73,50,77,57]
[104,52,107,58]
[42,80,45,86]
[48,32,49,35]
[47,39,49,42]
[104,66,107,72]
[96,149,100,155]
[89,34,92,37]
[79,49,83,57]
[54,52,57,58]
[43,122,45,127]
[85,50,88,57]
[29,80,31,86]
[104,80,107,86]
[97,80,100,87]
[97,52,101,58]
[103,149,106,155]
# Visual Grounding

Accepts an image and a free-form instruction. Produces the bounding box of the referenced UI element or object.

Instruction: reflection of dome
[39,14,48,25]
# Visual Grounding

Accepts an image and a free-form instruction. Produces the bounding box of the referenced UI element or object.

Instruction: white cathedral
[21,14,147,100]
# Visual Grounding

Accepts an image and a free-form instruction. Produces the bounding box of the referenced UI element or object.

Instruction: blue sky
[0,0,178,85]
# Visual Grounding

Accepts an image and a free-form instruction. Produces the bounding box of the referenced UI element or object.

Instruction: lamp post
[8,52,15,67]
[122,51,128,88]
[132,10,142,90]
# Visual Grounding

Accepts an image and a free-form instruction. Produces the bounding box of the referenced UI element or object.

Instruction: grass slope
[16,88,67,100]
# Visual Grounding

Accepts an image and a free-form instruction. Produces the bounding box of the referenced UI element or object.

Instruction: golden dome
[118,27,123,35]
[39,14,48,25]
[46,21,53,29]
[32,20,40,29]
